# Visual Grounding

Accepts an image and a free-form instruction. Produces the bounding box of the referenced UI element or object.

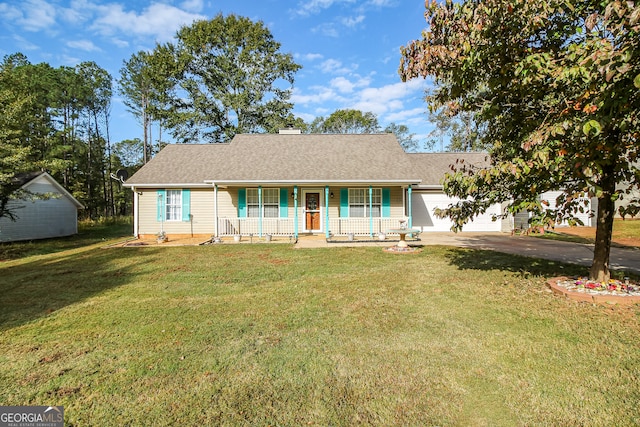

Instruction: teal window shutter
[340,188,349,217]
[382,188,391,217]
[157,189,166,221]
[181,189,191,221]
[280,188,288,218]
[238,188,247,218]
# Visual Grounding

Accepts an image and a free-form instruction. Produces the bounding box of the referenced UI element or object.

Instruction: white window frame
[349,188,381,218]
[166,189,182,221]
[247,188,280,218]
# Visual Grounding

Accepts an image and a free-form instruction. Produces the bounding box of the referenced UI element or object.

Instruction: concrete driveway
[307,232,640,274]
[419,233,640,274]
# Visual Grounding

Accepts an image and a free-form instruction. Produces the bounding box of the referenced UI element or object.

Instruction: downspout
[258,186,263,238]
[133,187,139,238]
[214,184,218,237]
[369,186,374,237]
[325,186,330,239]
[408,185,413,229]
[294,186,298,239]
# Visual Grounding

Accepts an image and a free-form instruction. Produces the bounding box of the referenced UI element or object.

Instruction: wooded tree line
[0,52,130,220]
[0,14,434,221]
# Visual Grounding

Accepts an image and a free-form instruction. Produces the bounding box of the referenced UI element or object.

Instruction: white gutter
[204,179,423,185]
[123,183,212,188]
[412,185,444,190]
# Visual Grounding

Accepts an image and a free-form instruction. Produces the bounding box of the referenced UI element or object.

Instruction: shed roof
[17,172,84,209]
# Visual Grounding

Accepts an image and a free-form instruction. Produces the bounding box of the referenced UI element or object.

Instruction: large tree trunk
[589,164,616,282]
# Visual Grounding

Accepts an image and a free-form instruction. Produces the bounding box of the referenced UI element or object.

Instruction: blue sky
[0,0,434,149]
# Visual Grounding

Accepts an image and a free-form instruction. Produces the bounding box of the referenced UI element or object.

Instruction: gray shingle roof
[408,152,490,188]
[125,133,492,188]
[125,133,425,187]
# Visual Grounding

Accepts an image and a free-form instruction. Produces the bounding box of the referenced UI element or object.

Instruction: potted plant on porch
[156,231,168,243]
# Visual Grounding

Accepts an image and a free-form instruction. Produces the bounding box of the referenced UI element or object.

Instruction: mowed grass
[0,217,133,260]
[541,218,640,248]
[1,236,640,425]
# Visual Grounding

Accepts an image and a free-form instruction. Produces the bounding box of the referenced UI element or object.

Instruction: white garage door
[412,192,503,232]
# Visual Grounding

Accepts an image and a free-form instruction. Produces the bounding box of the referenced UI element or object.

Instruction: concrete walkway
[295,232,640,274]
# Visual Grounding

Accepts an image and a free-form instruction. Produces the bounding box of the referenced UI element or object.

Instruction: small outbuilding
[0,172,84,242]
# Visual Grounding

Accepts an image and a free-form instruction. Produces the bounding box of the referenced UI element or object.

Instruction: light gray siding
[0,177,79,242]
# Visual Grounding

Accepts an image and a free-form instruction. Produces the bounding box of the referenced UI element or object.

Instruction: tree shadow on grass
[443,247,588,279]
[0,246,157,331]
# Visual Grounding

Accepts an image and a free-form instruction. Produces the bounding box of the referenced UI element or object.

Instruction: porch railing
[218,217,406,237]
[328,218,403,236]
[218,218,296,236]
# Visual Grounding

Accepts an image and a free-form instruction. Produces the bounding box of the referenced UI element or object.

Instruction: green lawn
[0,217,133,261]
[539,218,640,247]
[1,233,639,425]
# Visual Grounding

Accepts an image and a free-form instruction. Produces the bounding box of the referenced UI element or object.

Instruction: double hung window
[349,188,381,217]
[247,188,279,218]
[165,190,182,221]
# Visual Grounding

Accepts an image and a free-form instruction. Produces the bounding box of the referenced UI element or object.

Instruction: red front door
[305,193,321,231]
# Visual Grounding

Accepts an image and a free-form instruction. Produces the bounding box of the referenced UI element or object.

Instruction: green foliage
[427,109,488,152]
[118,51,171,163]
[0,88,35,220]
[311,109,380,134]
[384,122,420,151]
[400,0,640,281]
[0,53,119,220]
[126,14,302,144]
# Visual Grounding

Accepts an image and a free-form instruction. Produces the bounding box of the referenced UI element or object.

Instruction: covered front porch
[210,184,416,239]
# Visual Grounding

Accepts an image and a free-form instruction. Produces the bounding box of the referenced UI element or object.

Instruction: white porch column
[294,186,299,238]
[369,186,373,237]
[258,186,263,237]
[214,184,218,237]
[408,185,413,228]
[133,188,139,237]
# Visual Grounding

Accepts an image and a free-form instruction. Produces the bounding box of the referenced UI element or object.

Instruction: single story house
[123,130,594,240]
[0,172,84,242]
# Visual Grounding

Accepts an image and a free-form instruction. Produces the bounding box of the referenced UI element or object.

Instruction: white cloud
[358,79,426,105]
[91,2,206,42]
[290,86,342,105]
[385,107,426,122]
[12,34,39,51]
[0,0,57,32]
[297,53,324,61]
[340,14,364,28]
[330,76,372,93]
[0,3,22,21]
[350,100,387,115]
[294,112,316,122]
[61,54,81,65]
[319,58,357,74]
[111,38,129,48]
[366,0,394,6]
[62,0,93,25]
[181,0,204,13]
[294,0,355,16]
[312,22,339,38]
[330,77,355,93]
[66,39,101,52]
